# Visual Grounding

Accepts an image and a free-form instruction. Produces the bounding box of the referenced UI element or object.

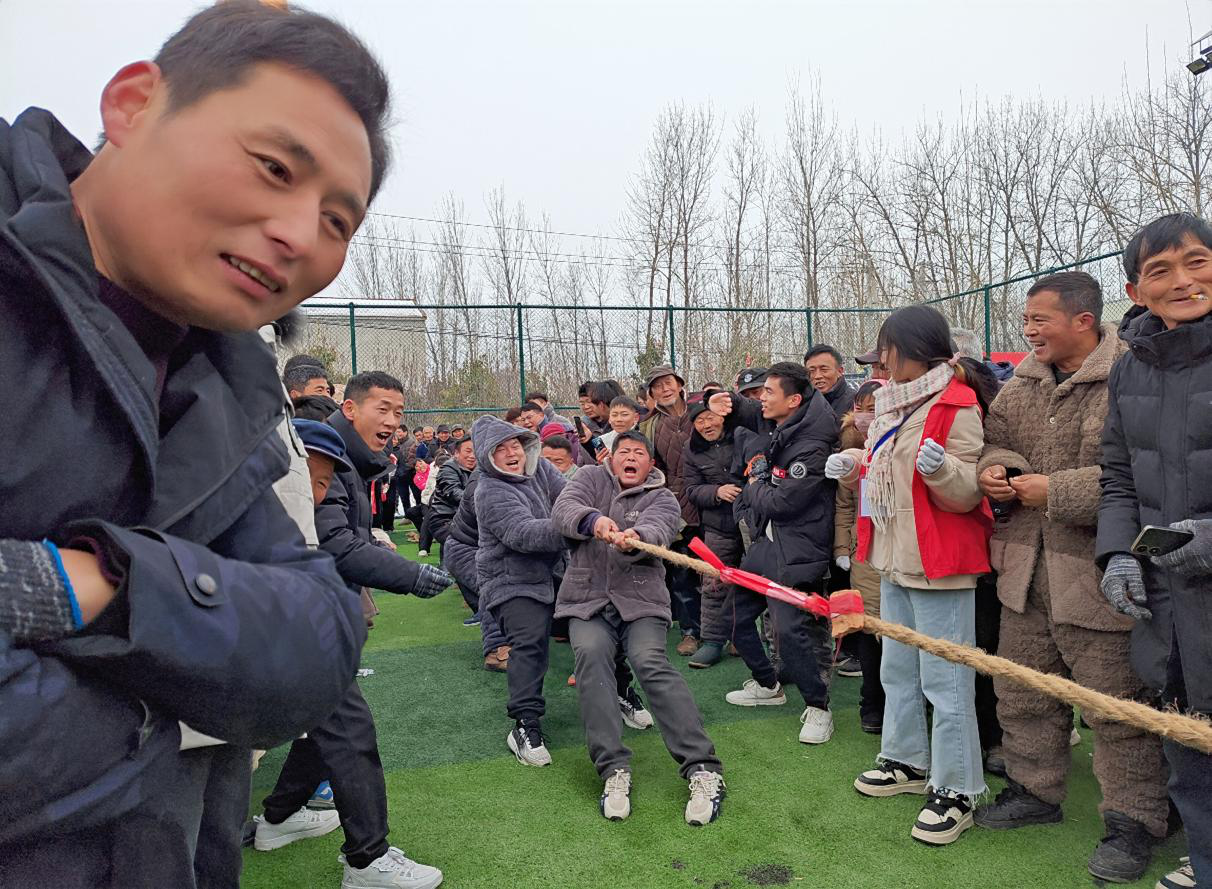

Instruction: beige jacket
[833,414,882,617]
[840,388,986,590]
[977,325,1132,632]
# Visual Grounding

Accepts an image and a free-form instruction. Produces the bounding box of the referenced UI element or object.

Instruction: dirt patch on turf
[672,860,686,871]
[740,864,793,886]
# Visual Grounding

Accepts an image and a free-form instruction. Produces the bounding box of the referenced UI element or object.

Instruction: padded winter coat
[551,464,682,622]
[1097,308,1212,713]
[472,416,568,611]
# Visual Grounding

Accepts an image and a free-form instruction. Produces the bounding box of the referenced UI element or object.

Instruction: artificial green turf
[242,535,1187,889]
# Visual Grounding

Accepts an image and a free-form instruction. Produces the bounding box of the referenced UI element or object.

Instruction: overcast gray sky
[2,0,1208,242]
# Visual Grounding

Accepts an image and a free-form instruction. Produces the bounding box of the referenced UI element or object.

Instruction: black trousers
[492,595,554,723]
[974,573,1003,752]
[855,632,885,724]
[375,479,402,532]
[402,469,419,507]
[262,682,389,869]
[729,583,832,710]
[667,528,702,639]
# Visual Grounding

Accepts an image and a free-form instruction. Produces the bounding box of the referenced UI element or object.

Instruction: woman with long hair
[826,304,993,846]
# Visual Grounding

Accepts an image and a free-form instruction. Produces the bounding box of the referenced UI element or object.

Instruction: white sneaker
[619,693,654,730]
[507,722,552,766]
[1070,727,1081,747]
[685,769,726,826]
[341,846,443,889]
[798,706,834,744]
[725,678,787,707]
[600,769,632,821]
[254,807,341,851]
[416,549,429,558]
[1156,856,1195,889]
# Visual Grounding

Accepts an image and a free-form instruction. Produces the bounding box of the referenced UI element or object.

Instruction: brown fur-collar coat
[978,324,1131,631]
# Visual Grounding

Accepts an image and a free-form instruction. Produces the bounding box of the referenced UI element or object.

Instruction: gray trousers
[569,604,722,780]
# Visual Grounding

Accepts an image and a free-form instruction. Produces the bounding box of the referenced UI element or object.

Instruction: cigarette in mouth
[1191,293,1209,301]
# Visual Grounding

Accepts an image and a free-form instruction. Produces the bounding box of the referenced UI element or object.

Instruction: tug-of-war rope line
[620,536,1212,756]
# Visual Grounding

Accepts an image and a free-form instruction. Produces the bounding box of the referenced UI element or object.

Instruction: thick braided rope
[626,537,1212,755]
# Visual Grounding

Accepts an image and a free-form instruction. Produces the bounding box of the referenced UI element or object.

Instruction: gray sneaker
[507,721,551,767]
[685,769,726,826]
[601,769,632,821]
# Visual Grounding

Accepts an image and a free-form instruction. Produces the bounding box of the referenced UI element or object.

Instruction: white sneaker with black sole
[507,721,552,767]
[341,846,443,889]
[684,769,726,826]
[600,769,632,821]
[853,760,929,797]
[725,678,787,707]
[911,791,973,845]
[798,706,834,744]
[253,807,341,851]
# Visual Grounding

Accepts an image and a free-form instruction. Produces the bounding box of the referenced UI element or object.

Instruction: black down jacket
[1097,307,1212,714]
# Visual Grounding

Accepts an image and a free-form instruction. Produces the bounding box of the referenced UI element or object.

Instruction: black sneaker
[854,760,929,797]
[912,791,974,845]
[983,745,1007,778]
[1088,811,1158,884]
[973,779,1063,830]
[835,655,863,677]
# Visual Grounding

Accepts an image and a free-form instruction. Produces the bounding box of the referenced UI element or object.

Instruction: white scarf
[862,362,955,530]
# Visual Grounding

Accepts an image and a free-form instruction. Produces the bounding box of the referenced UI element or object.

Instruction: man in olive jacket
[975,272,1167,883]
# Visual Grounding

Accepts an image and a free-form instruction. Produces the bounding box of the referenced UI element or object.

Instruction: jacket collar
[1012,323,1124,388]
[328,411,391,481]
[2,109,290,541]
[1120,309,1212,369]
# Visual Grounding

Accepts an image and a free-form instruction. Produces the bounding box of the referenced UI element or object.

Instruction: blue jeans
[878,578,986,798]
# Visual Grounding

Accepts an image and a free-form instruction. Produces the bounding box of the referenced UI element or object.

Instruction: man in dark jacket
[257,371,449,888]
[1097,213,1212,888]
[638,364,702,655]
[442,471,511,670]
[551,430,725,826]
[708,362,839,746]
[805,345,856,421]
[683,400,744,669]
[472,415,568,767]
[429,436,476,545]
[0,5,386,886]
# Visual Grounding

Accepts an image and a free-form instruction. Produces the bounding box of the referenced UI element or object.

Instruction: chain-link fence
[282,251,1126,424]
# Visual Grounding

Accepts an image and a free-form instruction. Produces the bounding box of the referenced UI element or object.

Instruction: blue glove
[413,564,453,598]
[916,437,946,476]
[1100,553,1151,621]
[1152,519,1212,576]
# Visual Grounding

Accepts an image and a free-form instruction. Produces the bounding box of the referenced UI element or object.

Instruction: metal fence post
[516,302,526,402]
[805,308,814,350]
[666,303,676,370]
[348,302,358,375]
[982,285,992,357]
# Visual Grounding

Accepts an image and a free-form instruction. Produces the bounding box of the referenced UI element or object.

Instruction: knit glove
[835,555,851,572]
[413,563,453,598]
[825,453,855,480]
[1151,519,1212,576]
[0,539,80,644]
[748,455,771,483]
[916,438,946,475]
[1100,553,1151,621]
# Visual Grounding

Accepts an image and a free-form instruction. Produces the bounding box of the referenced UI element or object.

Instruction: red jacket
[856,378,993,581]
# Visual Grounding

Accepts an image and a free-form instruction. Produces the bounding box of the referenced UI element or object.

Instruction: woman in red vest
[826,305,994,846]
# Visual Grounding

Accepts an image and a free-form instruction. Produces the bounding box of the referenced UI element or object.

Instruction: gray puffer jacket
[551,463,682,623]
[472,416,567,611]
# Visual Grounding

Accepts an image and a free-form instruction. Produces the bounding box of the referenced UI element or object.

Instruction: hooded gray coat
[551,463,683,623]
[472,416,568,612]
